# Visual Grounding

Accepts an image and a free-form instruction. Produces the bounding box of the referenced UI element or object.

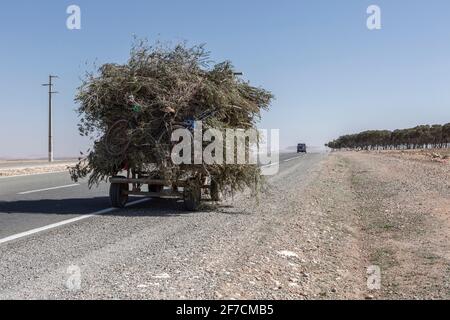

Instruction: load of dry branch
[70,40,273,194]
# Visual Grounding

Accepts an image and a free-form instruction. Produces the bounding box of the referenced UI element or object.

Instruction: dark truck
[297,143,307,153]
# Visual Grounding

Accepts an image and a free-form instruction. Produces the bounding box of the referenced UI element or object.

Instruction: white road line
[17,184,80,195]
[0,198,151,245]
[283,155,304,162]
[260,154,304,168]
[260,162,280,168]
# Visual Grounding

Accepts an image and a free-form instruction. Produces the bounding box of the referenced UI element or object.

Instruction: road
[0,152,324,299]
[0,153,300,240]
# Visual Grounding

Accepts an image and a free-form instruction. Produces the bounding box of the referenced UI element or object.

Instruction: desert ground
[0,151,448,299]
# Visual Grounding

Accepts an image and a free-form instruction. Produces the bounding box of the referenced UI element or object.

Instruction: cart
[109,172,221,211]
[106,112,223,211]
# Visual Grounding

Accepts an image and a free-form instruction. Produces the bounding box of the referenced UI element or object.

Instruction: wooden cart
[109,173,220,211]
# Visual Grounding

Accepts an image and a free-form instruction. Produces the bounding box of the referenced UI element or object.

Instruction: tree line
[326,123,450,150]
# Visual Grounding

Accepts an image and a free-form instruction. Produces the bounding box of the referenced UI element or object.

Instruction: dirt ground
[0,152,447,300]
[369,148,450,164]
[0,162,75,177]
[304,151,450,299]
[348,151,449,299]
[218,150,450,299]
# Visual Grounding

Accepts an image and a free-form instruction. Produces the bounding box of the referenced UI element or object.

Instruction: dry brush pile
[70,40,274,194]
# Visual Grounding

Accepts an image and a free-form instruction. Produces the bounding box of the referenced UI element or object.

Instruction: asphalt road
[0,152,323,299]
[0,153,300,240]
[0,171,112,239]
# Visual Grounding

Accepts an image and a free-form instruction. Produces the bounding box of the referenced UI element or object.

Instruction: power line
[42,75,59,163]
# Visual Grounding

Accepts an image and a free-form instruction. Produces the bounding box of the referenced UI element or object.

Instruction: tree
[326,122,450,151]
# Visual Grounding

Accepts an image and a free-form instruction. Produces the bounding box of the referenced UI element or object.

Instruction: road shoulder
[337,151,449,299]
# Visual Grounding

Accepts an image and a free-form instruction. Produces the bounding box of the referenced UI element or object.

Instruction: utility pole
[42,75,58,162]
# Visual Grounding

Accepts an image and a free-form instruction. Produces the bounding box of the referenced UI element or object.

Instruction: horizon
[1,0,450,158]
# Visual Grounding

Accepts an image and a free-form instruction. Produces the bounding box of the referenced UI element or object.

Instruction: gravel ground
[0,151,448,299]
[364,148,450,164]
[340,151,450,299]
[0,161,76,177]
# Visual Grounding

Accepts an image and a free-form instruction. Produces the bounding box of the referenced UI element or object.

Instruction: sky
[1,0,450,158]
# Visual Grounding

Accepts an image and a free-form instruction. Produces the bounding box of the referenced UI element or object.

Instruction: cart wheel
[183,183,201,211]
[110,176,129,208]
[148,174,164,193]
[210,179,221,201]
[148,184,164,193]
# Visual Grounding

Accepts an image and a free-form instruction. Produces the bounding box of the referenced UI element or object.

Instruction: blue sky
[1,0,450,158]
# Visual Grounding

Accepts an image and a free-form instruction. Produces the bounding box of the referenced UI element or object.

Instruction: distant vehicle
[297,143,307,153]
